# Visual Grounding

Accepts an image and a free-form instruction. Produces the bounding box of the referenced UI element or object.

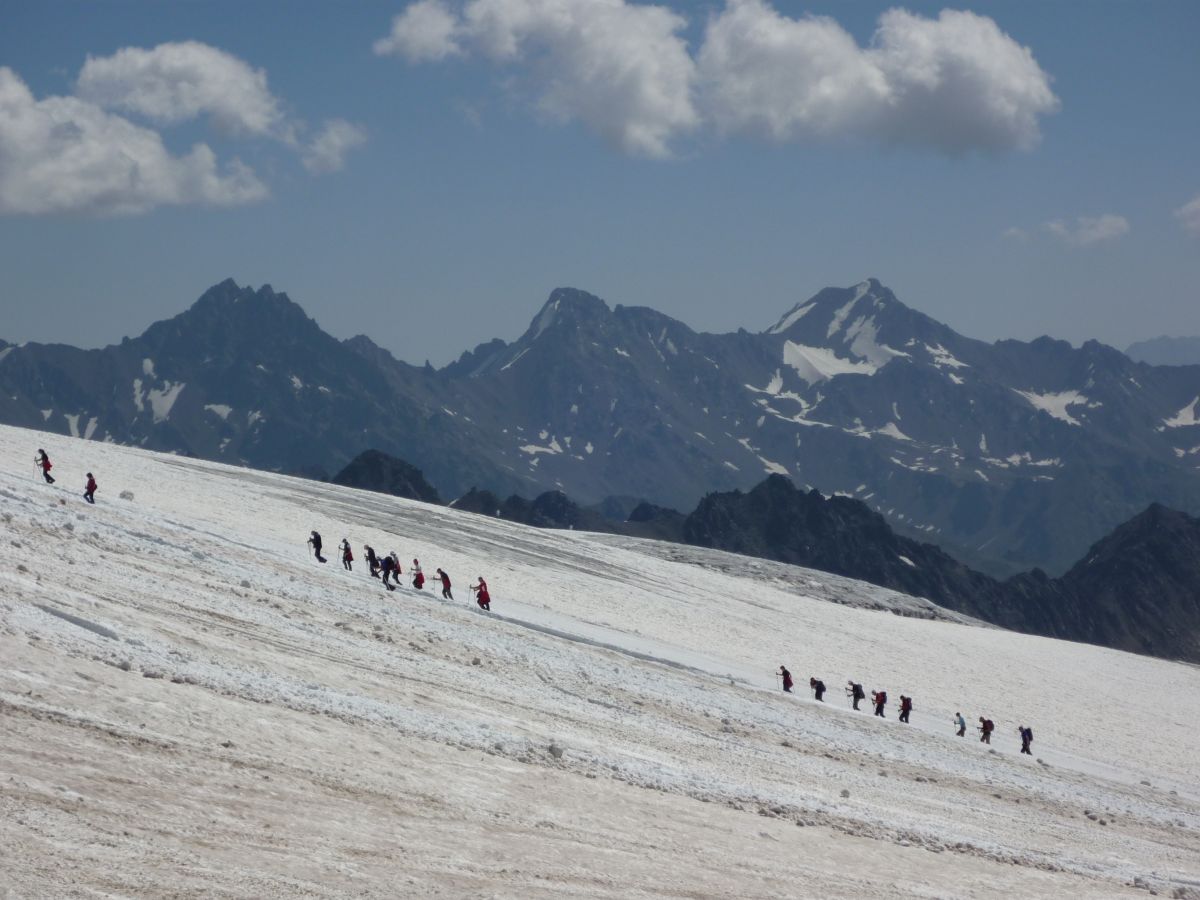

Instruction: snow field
[1,423,1199,898]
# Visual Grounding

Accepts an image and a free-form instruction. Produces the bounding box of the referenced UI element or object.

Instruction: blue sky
[1,0,1198,365]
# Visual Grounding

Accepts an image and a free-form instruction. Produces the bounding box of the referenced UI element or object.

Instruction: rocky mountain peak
[522,288,612,340]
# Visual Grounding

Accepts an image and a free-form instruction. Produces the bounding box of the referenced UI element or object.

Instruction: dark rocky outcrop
[682,475,1200,663]
[332,450,442,504]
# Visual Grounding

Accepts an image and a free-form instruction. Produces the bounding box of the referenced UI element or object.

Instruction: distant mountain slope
[3,277,1199,576]
[682,476,1200,663]
[1126,336,1200,366]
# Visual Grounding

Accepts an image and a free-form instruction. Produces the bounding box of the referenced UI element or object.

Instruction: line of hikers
[307,530,491,611]
[778,666,1034,754]
[34,449,97,503]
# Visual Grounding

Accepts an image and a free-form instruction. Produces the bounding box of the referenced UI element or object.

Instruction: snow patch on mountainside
[768,302,815,334]
[876,422,912,442]
[520,438,563,456]
[500,347,530,371]
[784,342,878,384]
[147,382,186,424]
[826,293,863,339]
[1013,389,1089,426]
[926,344,969,369]
[205,404,233,421]
[845,316,910,368]
[1164,397,1200,428]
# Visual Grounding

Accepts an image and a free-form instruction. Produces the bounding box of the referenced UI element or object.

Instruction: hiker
[978,717,994,744]
[470,576,491,610]
[411,559,425,590]
[340,539,353,571]
[954,712,967,737]
[872,689,887,718]
[899,695,913,723]
[83,472,97,504]
[434,568,453,600]
[379,553,397,591]
[809,677,825,701]
[35,449,54,484]
[364,545,380,578]
[308,531,326,563]
[778,665,793,693]
[1019,725,1033,755]
[847,681,865,710]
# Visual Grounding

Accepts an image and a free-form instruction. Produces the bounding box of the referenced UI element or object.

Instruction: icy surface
[1,423,1199,898]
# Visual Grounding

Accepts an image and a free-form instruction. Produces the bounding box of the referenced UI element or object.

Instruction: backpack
[878,691,887,704]
[984,719,994,732]
[1024,727,1033,741]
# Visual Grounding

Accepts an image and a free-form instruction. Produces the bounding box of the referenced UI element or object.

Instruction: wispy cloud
[1044,214,1130,247]
[1176,194,1200,236]
[376,0,1060,158]
[301,120,369,174]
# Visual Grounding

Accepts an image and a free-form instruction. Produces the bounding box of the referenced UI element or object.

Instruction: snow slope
[1,423,1198,899]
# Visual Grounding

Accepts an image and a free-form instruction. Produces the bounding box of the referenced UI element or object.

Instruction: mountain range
[2,277,1198,577]
[349,446,1200,664]
[1126,336,1200,367]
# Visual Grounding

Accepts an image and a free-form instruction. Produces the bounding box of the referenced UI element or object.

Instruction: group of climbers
[34,449,97,503]
[308,530,491,610]
[778,666,1034,755]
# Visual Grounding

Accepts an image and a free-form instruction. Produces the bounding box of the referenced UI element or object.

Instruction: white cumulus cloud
[379,0,1059,157]
[1176,194,1200,236]
[375,0,464,61]
[1044,214,1130,247]
[376,0,700,158]
[697,2,889,142]
[77,41,284,136]
[698,1,1058,153]
[0,67,267,215]
[302,119,368,173]
[77,41,364,176]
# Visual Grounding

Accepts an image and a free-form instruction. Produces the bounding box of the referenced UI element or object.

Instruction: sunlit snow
[1,425,1198,897]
